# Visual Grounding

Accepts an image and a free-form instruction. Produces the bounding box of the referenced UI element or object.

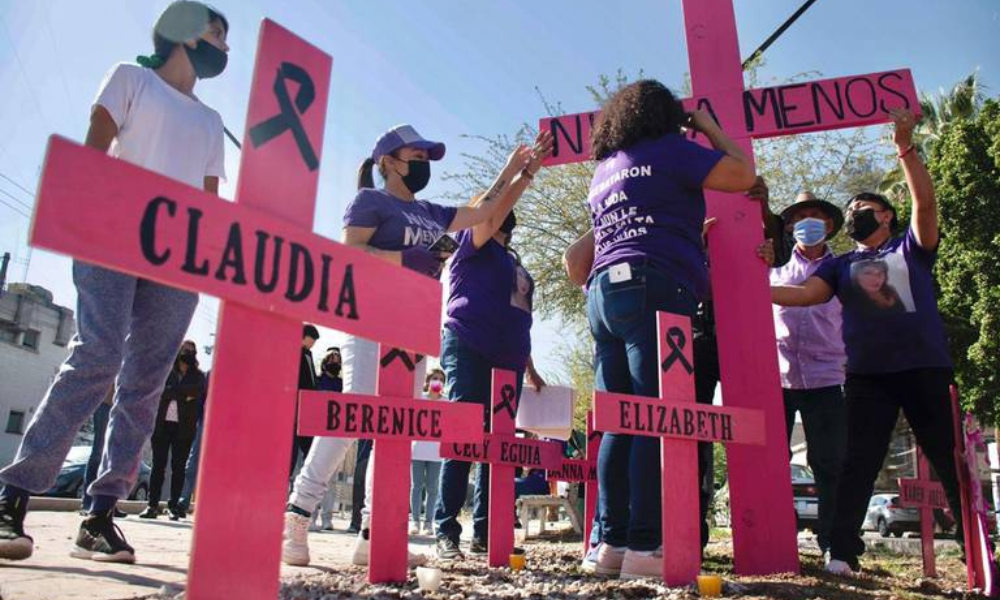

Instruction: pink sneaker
[620,547,663,580]
[594,543,626,576]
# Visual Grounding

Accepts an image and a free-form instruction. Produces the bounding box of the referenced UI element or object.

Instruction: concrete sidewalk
[0,510,436,600]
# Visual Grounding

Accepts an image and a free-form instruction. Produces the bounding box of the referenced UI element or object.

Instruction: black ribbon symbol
[587,430,602,442]
[493,384,517,420]
[380,348,415,372]
[248,62,319,171]
[661,327,694,375]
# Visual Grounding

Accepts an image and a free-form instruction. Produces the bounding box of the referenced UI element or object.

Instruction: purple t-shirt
[343,188,457,276]
[445,229,533,371]
[814,228,952,375]
[588,134,723,297]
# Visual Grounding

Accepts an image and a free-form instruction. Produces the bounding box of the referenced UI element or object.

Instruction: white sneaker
[409,521,420,535]
[620,547,663,580]
[352,531,428,567]
[422,523,434,536]
[281,511,311,566]
[825,558,854,575]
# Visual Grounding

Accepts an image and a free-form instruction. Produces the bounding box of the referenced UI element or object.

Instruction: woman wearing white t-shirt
[0,1,228,564]
[410,369,447,535]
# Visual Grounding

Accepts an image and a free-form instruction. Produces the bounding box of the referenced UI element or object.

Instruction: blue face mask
[792,217,827,247]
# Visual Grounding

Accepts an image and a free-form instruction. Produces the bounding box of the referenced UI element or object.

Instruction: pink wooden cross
[30,21,444,600]
[594,311,766,586]
[440,369,564,567]
[539,0,923,575]
[951,387,999,595]
[545,410,601,557]
[898,449,946,577]
[297,347,483,583]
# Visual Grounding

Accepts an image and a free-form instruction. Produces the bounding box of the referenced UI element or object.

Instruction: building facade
[0,283,74,466]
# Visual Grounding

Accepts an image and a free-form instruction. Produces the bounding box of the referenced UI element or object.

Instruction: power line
[39,3,75,110]
[0,186,32,211]
[0,172,34,198]
[742,0,820,70]
[0,197,30,219]
[0,13,53,134]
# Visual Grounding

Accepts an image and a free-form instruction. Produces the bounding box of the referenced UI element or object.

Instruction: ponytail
[357,157,376,190]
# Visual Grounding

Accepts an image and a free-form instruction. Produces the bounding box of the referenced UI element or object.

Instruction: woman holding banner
[433,130,553,560]
[771,109,963,576]
[281,124,548,568]
[581,80,755,579]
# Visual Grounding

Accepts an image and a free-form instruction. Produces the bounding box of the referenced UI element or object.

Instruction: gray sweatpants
[0,261,198,501]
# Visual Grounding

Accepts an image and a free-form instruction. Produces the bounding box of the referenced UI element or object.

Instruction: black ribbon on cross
[248,61,319,171]
[380,348,415,372]
[493,384,518,420]
[661,326,694,375]
[587,430,602,443]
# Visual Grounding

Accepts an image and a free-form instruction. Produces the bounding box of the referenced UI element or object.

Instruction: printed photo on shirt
[510,263,534,313]
[849,252,915,315]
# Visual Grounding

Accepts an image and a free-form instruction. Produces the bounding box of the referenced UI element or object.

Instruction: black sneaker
[0,496,33,560]
[138,505,159,519]
[436,537,464,560]
[469,538,488,555]
[168,507,186,521]
[71,512,135,563]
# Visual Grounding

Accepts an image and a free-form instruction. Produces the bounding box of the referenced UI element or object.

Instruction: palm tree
[879,70,987,201]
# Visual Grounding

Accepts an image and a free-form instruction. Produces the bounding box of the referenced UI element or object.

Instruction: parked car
[791,463,819,532]
[43,446,151,501]
[863,493,920,537]
[712,463,819,530]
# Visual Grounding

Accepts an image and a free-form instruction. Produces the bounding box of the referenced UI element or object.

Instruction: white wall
[0,287,74,466]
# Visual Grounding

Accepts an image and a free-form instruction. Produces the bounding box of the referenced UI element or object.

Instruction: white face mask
[793,217,827,247]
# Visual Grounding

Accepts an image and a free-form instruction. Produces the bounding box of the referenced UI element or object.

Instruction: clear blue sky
[1,0,997,375]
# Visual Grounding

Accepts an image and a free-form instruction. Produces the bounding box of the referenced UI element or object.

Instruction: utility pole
[0,251,10,296]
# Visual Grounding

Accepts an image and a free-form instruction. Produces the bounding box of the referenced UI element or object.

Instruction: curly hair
[590,80,687,161]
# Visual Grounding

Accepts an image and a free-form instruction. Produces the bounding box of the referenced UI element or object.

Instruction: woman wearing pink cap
[281,124,551,568]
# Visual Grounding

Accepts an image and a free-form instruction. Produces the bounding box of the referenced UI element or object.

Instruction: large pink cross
[538,0,922,575]
[951,387,999,595]
[298,348,483,583]
[594,312,766,585]
[440,369,564,567]
[30,21,444,600]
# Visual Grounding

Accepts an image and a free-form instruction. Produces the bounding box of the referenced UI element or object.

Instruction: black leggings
[149,421,195,508]
[829,368,963,560]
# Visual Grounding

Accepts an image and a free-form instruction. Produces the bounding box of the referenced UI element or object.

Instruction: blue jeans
[177,418,203,511]
[587,263,697,551]
[434,328,523,543]
[411,460,442,527]
[0,262,197,502]
[82,402,112,511]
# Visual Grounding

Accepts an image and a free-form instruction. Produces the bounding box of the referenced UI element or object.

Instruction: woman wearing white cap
[281,124,551,567]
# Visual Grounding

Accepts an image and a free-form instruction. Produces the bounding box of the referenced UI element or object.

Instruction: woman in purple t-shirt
[583,80,755,579]
[433,132,553,561]
[771,109,962,576]
[281,124,538,569]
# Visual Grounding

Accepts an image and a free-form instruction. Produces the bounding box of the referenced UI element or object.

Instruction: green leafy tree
[926,98,1000,422]
[881,71,987,202]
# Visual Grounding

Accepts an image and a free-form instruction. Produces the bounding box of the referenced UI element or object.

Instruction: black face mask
[185,39,228,79]
[846,208,881,242]
[324,363,341,377]
[399,160,431,194]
